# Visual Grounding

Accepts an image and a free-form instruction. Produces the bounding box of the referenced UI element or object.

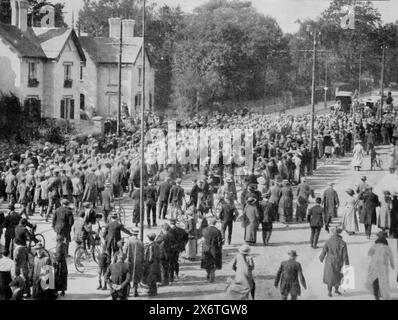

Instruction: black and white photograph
[0,0,398,303]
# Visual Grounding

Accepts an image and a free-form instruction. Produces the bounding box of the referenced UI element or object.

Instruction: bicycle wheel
[92,245,101,264]
[35,233,46,248]
[74,247,89,273]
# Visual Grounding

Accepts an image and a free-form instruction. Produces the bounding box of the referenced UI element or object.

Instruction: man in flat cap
[52,199,74,255]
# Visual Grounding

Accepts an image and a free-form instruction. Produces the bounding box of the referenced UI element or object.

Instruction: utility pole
[140,0,146,242]
[379,46,386,119]
[309,31,318,176]
[324,58,328,110]
[117,21,123,137]
[358,52,362,97]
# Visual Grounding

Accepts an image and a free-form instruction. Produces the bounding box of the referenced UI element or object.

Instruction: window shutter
[70,99,75,119]
[60,99,65,119]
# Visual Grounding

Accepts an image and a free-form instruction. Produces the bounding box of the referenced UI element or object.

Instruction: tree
[171,0,289,113]
[0,0,66,27]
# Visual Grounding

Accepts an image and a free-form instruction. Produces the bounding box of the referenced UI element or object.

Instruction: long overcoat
[319,235,349,287]
[200,226,223,270]
[361,192,380,225]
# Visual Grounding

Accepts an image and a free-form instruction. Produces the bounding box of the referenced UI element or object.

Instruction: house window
[80,94,85,111]
[138,67,142,86]
[107,93,118,116]
[28,62,39,87]
[135,93,142,108]
[108,67,118,86]
[64,63,73,88]
[60,97,75,120]
[80,63,84,81]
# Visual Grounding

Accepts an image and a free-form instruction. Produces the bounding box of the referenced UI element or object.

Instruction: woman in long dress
[241,198,260,245]
[378,191,392,231]
[342,189,359,235]
[226,245,255,300]
[351,141,365,171]
[366,232,394,300]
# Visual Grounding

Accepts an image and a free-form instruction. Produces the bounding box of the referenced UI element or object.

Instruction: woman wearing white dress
[342,189,359,235]
[378,191,392,231]
[351,141,365,171]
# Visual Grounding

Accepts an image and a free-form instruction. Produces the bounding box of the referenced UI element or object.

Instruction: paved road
[2,143,396,300]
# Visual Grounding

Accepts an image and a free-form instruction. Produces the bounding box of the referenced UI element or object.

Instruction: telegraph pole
[140,0,146,242]
[117,21,123,137]
[379,46,386,119]
[324,58,328,110]
[358,52,362,97]
[309,31,317,176]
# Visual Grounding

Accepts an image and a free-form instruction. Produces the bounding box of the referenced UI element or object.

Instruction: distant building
[0,0,155,122]
[0,0,86,120]
[80,18,155,118]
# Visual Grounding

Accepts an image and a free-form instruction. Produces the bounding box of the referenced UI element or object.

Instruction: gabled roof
[32,27,86,61]
[0,23,85,61]
[79,36,143,64]
[0,23,46,58]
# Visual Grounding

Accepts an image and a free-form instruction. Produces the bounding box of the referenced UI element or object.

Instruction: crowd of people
[1,94,398,300]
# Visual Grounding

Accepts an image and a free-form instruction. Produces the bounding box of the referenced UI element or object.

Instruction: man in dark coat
[356,176,370,220]
[143,233,161,296]
[3,204,21,257]
[168,178,185,218]
[259,193,277,245]
[105,253,131,300]
[156,223,171,285]
[166,219,188,282]
[322,182,340,232]
[274,250,307,300]
[200,217,223,283]
[52,199,74,255]
[296,177,314,222]
[361,186,380,239]
[319,227,349,297]
[101,182,114,223]
[144,179,158,227]
[219,197,239,245]
[104,213,132,257]
[60,169,73,200]
[46,168,62,222]
[268,181,281,221]
[307,197,324,248]
[157,177,171,220]
[0,245,13,300]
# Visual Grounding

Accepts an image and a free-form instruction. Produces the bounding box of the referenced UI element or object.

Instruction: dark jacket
[361,191,380,225]
[259,200,277,224]
[200,225,223,270]
[307,204,324,228]
[219,203,238,223]
[4,211,21,238]
[275,259,306,297]
[52,206,74,236]
[168,185,185,205]
[144,185,158,205]
[157,181,171,202]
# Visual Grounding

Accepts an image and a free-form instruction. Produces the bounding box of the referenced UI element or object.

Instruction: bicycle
[74,231,102,274]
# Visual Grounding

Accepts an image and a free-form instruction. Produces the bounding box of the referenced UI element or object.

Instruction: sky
[58,0,398,33]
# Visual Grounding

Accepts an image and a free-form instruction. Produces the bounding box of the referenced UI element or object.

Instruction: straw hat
[239,245,251,255]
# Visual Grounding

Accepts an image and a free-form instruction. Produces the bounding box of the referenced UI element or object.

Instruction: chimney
[10,0,19,27]
[108,17,122,39]
[122,19,135,41]
[18,0,29,32]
